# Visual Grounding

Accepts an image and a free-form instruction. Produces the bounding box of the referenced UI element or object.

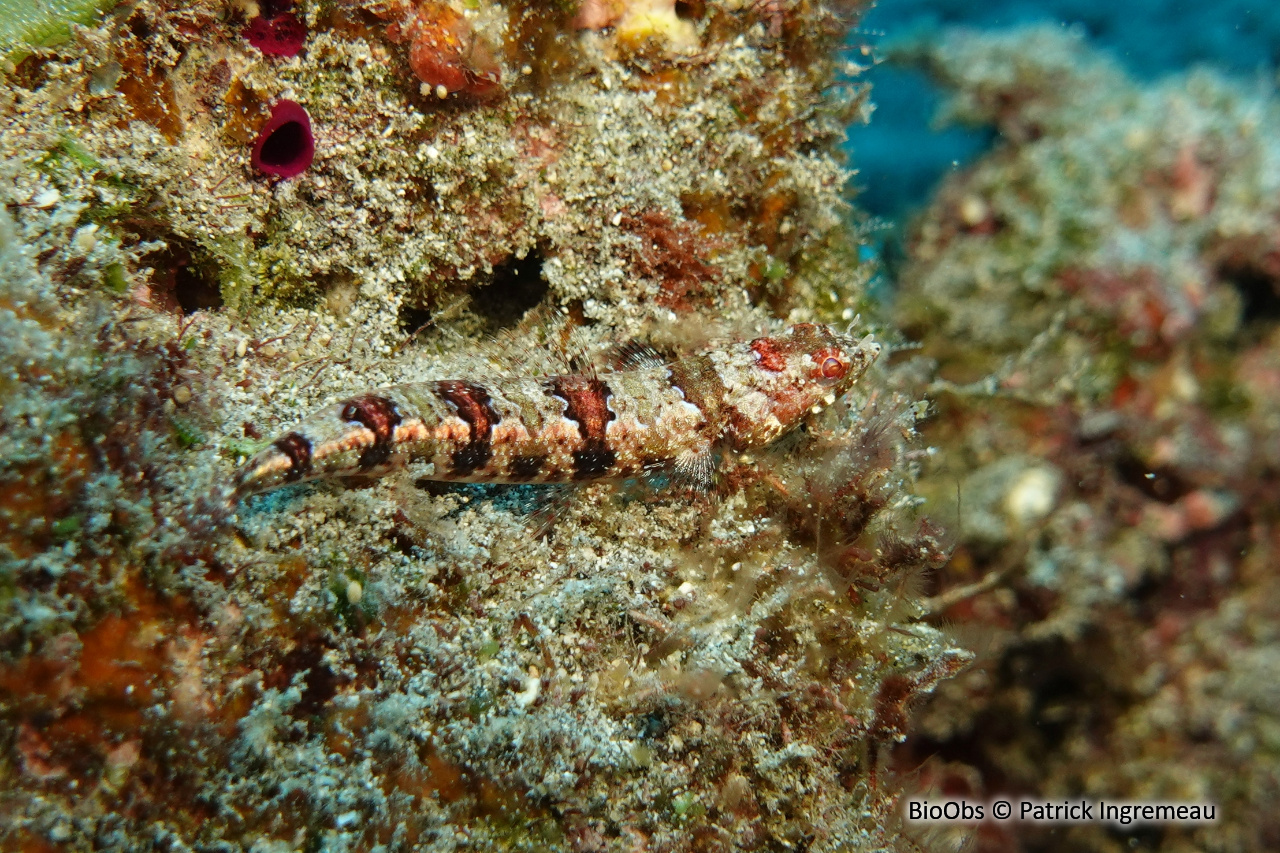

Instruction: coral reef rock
[1,2,969,851]
[892,25,1280,853]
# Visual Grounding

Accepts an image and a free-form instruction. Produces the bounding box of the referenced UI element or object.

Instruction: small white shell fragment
[515,667,541,707]
[71,224,99,254]
[1004,466,1061,526]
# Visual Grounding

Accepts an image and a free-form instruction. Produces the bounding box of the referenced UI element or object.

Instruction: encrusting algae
[0,1,973,851]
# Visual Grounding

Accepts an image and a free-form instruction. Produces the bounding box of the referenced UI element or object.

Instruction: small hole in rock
[674,0,705,20]
[259,0,295,16]
[128,14,153,39]
[470,248,550,330]
[1220,259,1280,326]
[174,264,223,314]
[143,240,223,315]
[1116,454,1191,504]
[398,302,435,337]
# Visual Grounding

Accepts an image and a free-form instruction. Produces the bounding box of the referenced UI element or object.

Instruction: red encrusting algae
[243,0,306,57]
[389,2,501,100]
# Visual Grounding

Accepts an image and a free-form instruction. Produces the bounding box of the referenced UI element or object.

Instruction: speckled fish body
[233,323,880,499]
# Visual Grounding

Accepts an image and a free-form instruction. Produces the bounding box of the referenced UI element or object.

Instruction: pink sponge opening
[251,100,314,180]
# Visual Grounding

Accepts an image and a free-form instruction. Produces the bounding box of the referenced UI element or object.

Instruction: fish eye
[821,356,846,379]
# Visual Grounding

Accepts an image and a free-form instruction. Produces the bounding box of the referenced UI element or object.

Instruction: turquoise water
[851,1,1280,217]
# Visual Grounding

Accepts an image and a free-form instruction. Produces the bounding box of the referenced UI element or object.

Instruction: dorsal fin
[460,306,595,380]
[607,341,672,371]
[564,348,598,379]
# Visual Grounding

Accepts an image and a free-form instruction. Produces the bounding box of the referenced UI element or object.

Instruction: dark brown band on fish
[436,381,500,476]
[750,336,788,372]
[273,432,313,482]
[510,454,546,481]
[548,376,617,479]
[452,443,493,476]
[548,376,615,443]
[341,394,402,471]
[571,448,617,480]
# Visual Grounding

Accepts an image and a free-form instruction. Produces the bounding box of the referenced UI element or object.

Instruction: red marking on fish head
[730,324,880,450]
[750,337,788,372]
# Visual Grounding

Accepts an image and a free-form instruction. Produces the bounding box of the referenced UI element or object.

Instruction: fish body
[233,323,880,499]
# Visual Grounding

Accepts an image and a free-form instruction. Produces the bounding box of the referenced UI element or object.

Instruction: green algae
[0,0,120,65]
[168,414,204,448]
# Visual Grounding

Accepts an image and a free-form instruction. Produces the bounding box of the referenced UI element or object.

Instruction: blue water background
[850,0,1280,220]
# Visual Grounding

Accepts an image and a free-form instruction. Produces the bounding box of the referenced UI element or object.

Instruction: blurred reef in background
[851,0,1280,219]
[891,24,1280,853]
